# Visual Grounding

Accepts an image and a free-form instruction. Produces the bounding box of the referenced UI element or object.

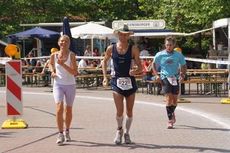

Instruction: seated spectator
[142,59,153,81]
[78,58,89,74]
[142,59,162,95]
[28,51,37,67]
[90,60,98,67]
[92,47,100,56]
[32,60,43,74]
[92,47,100,66]
[25,51,37,73]
[140,46,150,57]
[84,45,92,56]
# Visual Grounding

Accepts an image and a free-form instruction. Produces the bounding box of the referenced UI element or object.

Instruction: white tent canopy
[70,22,116,54]
[70,22,114,39]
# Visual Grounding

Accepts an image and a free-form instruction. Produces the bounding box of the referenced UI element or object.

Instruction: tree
[1,0,229,55]
[138,0,230,55]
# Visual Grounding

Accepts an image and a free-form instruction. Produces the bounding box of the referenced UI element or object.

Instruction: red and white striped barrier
[1,60,27,129]
[6,60,22,115]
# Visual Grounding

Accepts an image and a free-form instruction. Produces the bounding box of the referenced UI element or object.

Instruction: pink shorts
[53,83,76,106]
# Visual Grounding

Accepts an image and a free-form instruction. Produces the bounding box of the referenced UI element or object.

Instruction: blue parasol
[62,17,78,55]
[8,27,60,39]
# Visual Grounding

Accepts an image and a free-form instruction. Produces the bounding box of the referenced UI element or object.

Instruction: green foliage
[137,0,229,54]
[0,0,229,53]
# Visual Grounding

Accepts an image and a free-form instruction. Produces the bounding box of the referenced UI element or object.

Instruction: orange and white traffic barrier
[1,60,28,129]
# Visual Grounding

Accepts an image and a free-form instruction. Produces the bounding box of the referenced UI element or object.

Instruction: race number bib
[117,77,133,90]
[167,76,178,86]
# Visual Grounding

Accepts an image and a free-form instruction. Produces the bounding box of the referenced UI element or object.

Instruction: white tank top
[54,53,76,85]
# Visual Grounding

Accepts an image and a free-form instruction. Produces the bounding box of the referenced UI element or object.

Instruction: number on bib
[117,77,133,90]
[167,77,178,86]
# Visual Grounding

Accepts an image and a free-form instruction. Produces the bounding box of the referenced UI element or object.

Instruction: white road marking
[1,90,230,129]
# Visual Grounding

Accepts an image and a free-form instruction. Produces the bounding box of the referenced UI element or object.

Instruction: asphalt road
[0,87,230,153]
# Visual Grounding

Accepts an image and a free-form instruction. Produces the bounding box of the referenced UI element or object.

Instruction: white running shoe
[124,133,132,144]
[64,131,71,142]
[114,129,123,145]
[56,133,65,145]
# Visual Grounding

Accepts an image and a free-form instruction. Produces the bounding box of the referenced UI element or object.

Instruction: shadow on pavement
[175,125,230,132]
[61,140,230,152]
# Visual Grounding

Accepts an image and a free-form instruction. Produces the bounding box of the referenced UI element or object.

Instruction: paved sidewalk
[0,87,230,153]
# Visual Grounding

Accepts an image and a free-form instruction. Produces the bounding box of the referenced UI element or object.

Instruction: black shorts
[110,76,137,97]
[161,78,179,95]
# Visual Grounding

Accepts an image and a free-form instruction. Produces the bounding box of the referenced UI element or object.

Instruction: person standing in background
[152,36,186,129]
[49,35,78,145]
[102,24,142,144]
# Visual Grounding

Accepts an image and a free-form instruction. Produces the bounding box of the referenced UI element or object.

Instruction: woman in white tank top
[49,35,78,145]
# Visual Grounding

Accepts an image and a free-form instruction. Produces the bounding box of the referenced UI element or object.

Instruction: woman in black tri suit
[102,24,142,145]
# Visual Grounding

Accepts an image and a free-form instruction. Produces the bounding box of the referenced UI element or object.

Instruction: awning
[213,18,229,29]
[184,27,215,36]
[131,29,186,37]
[132,32,186,37]
[131,25,227,37]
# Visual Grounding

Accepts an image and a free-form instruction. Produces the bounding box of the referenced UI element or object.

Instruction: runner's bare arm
[49,53,55,73]
[102,45,112,78]
[180,64,187,78]
[130,45,142,76]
